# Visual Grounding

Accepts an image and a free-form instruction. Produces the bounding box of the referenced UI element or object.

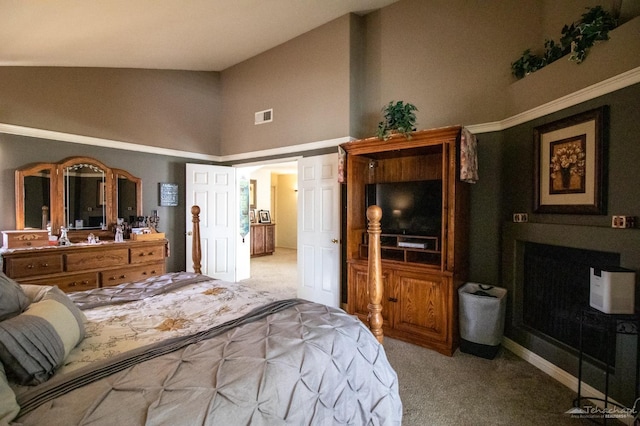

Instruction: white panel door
[186,163,236,282]
[297,153,341,307]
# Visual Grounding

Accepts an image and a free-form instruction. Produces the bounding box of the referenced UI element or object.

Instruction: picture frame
[249,180,257,209]
[159,183,179,207]
[533,106,607,214]
[249,210,256,223]
[258,209,271,224]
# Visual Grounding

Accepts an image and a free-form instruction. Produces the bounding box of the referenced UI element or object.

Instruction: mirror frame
[112,168,143,222]
[15,162,57,230]
[58,156,113,233]
[16,156,142,238]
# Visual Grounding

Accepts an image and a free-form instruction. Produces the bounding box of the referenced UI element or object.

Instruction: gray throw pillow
[0,286,85,385]
[0,272,30,321]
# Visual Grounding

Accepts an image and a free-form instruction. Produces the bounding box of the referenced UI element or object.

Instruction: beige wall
[274,174,298,249]
[219,14,354,155]
[1,1,639,157]
[0,67,221,155]
[361,0,542,132]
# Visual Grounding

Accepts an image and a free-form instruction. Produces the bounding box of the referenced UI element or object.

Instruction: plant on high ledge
[511,5,617,79]
[376,101,418,140]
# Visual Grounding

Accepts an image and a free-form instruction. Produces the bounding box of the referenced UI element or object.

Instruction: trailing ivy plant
[563,5,617,63]
[376,101,418,140]
[511,5,617,79]
[511,49,546,79]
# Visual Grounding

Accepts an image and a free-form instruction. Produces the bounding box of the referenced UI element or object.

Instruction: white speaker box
[589,267,636,314]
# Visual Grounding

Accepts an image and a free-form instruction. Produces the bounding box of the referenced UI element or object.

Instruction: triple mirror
[16,156,142,237]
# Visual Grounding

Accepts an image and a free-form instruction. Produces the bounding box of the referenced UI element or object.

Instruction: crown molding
[221,136,354,163]
[0,123,222,162]
[2,66,638,158]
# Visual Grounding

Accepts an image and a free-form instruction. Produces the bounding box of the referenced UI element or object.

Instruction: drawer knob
[27,264,34,269]
[69,282,77,287]
[388,297,398,303]
[40,263,48,267]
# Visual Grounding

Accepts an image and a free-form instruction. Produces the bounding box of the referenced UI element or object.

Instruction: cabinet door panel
[394,270,449,342]
[252,225,265,255]
[265,225,275,253]
[347,262,392,327]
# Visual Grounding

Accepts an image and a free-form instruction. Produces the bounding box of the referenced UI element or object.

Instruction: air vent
[254,108,273,125]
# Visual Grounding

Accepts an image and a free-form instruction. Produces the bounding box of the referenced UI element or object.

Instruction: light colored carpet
[239,248,602,425]
[240,247,298,299]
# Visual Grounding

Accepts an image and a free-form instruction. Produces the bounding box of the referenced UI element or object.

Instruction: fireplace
[502,222,639,407]
[522,242,620,366]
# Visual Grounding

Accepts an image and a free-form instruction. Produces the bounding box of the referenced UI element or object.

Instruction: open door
[297,153,341,307]
[185,163,237,282]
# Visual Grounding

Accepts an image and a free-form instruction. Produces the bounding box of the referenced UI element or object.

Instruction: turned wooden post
[366,205,384,343]
[191,205,202,274]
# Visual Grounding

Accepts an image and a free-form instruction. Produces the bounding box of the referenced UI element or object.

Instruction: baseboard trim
[502,337,632,423]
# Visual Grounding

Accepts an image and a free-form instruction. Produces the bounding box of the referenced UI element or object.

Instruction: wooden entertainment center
[341,126,470,356]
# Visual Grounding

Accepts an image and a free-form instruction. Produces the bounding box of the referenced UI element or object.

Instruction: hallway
[241,248,297,299]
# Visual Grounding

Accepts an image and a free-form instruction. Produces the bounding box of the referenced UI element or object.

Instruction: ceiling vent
[254,108,273,125]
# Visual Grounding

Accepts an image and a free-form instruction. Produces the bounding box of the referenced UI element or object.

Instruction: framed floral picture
[533,106,607,214]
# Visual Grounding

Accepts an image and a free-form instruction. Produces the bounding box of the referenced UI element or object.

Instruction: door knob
[331,238,339,244]
[186,231,193,236]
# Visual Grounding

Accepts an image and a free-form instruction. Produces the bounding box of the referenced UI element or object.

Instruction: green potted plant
[376,101,418,140]
[511,5,617,79]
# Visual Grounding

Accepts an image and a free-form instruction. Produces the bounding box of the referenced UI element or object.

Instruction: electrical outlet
[611,215,636,228]
[513,213,528,223]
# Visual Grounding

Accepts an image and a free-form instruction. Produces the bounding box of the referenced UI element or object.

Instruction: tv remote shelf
[360,233,441,265]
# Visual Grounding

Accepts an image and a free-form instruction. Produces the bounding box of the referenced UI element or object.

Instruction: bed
[0,206,401,425]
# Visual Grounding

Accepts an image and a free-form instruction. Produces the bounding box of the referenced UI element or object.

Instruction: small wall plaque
[159,183,179,207]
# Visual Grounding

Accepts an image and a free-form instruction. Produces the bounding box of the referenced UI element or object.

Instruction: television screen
[365,180,442,236]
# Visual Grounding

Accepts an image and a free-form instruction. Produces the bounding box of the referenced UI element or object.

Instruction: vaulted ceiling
[1,0,397,71]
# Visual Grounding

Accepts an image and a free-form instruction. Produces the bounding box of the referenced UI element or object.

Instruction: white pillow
[20,284,53,303]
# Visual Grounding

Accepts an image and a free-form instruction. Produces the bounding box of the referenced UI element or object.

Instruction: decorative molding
[222,136,354,163]
[467,66,640,134]
[0,123,222,161]
[1,66,638,158]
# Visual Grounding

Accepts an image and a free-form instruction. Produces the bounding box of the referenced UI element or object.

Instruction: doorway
[241,160,298,292]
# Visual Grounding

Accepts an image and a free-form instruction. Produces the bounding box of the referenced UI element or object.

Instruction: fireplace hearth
[522,242,620,366]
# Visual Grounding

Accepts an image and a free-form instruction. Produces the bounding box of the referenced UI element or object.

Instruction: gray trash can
[458,282,507,359]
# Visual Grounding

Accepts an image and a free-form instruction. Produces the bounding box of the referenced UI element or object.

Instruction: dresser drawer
[100,263,165,287]
[22,272,99,293]
[130,245,165,264]
[66,248,129,272]
[5,254,64,279]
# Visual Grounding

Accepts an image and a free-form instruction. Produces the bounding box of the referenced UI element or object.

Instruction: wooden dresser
[1,239,168,292]
[250,223,275,257]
